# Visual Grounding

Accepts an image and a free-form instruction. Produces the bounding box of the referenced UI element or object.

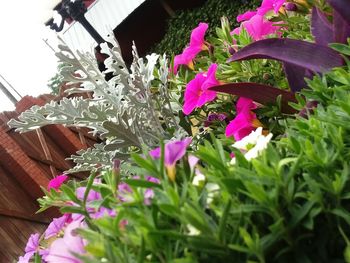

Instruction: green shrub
[152,0,261,55]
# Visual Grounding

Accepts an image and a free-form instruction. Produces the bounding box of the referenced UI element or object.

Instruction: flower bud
[229,46,236,55]
[263,73,271,80]
[285,2,297,11]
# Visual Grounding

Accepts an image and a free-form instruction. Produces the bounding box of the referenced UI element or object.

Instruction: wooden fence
[0,94,97,262]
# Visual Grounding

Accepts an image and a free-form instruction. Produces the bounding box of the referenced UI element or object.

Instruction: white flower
[187,224,201,236]
[206,183,220,205]
[230,127,273,164]
[192,170,206,186]
[232,127,263,150]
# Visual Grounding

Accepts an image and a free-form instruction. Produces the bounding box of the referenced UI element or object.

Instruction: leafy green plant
[34,57,350,261]
[152,0,261,55]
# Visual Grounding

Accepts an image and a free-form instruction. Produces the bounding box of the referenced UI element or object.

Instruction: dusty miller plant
[8,36,185,173]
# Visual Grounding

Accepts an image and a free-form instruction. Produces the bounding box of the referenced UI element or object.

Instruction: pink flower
[76,186,101,202]
[225,98,262,141]
[236,97,257,113]
[188,155,199,171]
[183,63,219,115]
[242,15,280,41]
[18,233,40,263]
[46,219,86,263]
[48,174,68,191]
[149,138,192,167]
[237,10,257,22]
[75,180,115,219]
[173,23,208,74]
[233,0,284,41]
[118,176,160,205]
[231,27,241,36]
[149,137,192,182]
[173,47,198,74]
[189,22,208,48]
[257,0,285,15]
[118,182,133,202]
[144,176,161,205]
[90,207,116,219]
[45,215,69,239]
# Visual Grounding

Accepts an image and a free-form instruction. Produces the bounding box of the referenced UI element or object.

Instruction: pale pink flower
[45,215,69,239]
[46,219,86,263]
[118,176,160,205]
[144,176,161,205]
[183,63,219,115]
[173,23,208,74]
[18,233,40,263]
[48,174,68,191]
[76,186,101,202]
[188,155,199,171]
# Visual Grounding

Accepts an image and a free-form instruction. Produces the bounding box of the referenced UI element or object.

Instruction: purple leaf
[311,7,333,46]
[283,62,310,92]
[228,38,344,73]
[327,0,350,25]
[208,82,297,114]
[333,9,350,44]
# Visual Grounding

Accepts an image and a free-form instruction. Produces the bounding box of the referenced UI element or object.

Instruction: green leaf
[158,204,180,217]
[331,208,350,226]
[60,184,80,204]
[60,206,87,215]
[123,179,162,189]
[34,253,41,263]
[329,43,350,56]
[288,200,315,228]
[218,199,232,243]
[132,153,159,176]
[84,172,97,205]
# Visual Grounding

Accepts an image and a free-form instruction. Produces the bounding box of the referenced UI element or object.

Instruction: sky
[0,0,60,111]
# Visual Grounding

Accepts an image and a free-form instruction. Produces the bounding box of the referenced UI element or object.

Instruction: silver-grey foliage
[8,37,185,172]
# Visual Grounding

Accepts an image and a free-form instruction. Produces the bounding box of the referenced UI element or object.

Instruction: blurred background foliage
[152,0,261,55]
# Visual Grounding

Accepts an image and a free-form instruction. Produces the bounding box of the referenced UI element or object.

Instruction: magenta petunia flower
[189,22,208,48]
[257,0,285,15]
[45,215,68,239]
[173,23,208,74]
[242,15,280,41]
[48,174,68,191]
[226,111,258,141]
[183,63,219,115]
[173,47,199,74]
[149,138,192,167]
[225,98,262,141]
[237,10,257,22]
[236,97,257,113]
